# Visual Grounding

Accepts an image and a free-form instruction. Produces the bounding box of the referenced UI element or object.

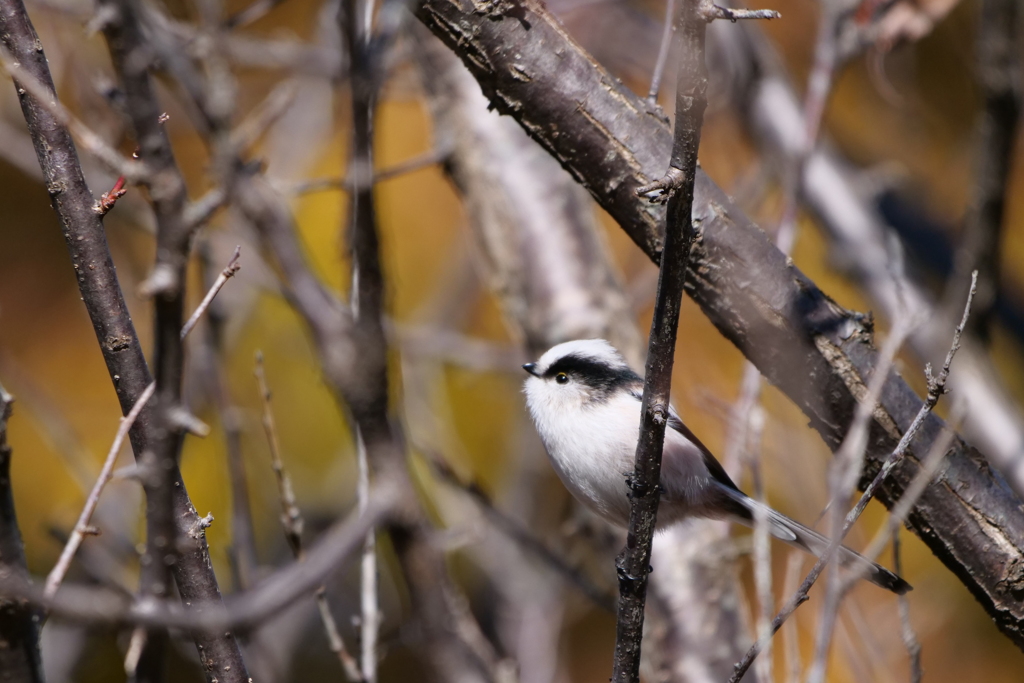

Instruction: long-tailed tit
[523,339,911,595]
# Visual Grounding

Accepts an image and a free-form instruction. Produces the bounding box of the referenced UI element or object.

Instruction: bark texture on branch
[0,2,247,679]
[612,0,708,679]
[101,2,193,677]
[416,0,1024,649]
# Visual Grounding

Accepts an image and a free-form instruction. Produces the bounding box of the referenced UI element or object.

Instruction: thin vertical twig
[647,0,677,106]
[356,431,379,683]
[731,272,977,683]
[344,0,384,679]
[745,403,774,683]
[100,1,210,677]
[254,353,304,555]
[614,0,707,674]
[197,241,259,592]
[621,3,776,680]
[782,551,805,683]
[892,531,922,683]
[254,353,363,681]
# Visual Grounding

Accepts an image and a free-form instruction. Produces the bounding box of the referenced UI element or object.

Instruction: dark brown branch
[0,0,154,429]
[944,0,1021,342]
[47,246,241,603]
[415,0,1024,650]
[0,383,44,683]
[0,1,248,680]
[612,0,707,680]
[99,2,212,679]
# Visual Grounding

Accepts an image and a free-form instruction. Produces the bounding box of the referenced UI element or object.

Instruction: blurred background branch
[0,382,44,683]
[0,0,1022,680]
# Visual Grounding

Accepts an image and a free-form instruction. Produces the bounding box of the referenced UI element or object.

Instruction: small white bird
[523,339,910,595]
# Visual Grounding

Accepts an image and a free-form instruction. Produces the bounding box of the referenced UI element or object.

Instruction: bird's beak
[522,363,540,377]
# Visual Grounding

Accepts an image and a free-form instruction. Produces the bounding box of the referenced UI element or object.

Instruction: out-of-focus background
[1,0,1022,681]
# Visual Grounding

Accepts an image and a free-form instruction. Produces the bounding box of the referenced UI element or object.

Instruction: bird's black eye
[555,372,569,384]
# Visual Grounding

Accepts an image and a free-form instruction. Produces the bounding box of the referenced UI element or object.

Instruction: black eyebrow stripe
[544,354,641,392]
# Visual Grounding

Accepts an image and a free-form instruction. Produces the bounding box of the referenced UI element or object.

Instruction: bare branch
[717,20,1024,504]
[180,247,242,341]
[43,382,156,601]
[0,382,44,683]
[416,0,1024,649]
[195,241,258,592]
[253,353,304,555]
[0,1,247,678]
[99,1,218,676]
[224,0,288,29]
[892,531,923,683]
[0,489,399,633]
[700,3,780,22]
[0,45,144,182]
[646,0,676,105]
[355,432,379,683]
[427,451,617,611]
[43,239,241,612]
[287,146,453,196]
[253,353,363,681]
[730,273,976,683]
[613,0,710,679]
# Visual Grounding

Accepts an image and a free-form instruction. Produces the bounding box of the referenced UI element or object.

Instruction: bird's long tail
[717,486,912,595]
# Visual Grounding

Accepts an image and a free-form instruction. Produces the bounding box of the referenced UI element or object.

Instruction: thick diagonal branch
[415,0,1024,650]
